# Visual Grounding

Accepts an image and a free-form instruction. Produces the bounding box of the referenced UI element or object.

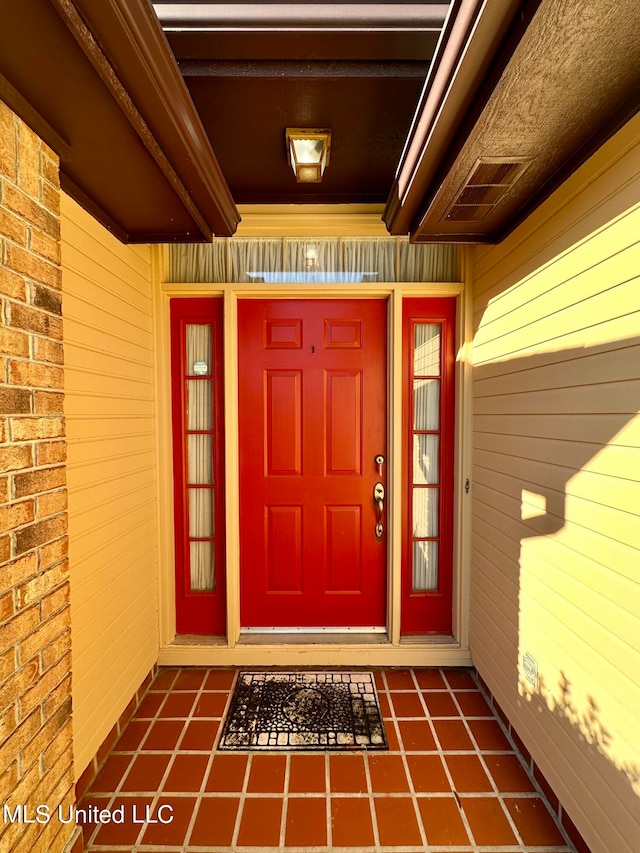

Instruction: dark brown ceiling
[154,2,450,204]
[182,74,425,204]
[0,0,638,243]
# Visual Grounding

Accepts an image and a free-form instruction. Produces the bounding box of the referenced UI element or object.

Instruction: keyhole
[311,345,315,354]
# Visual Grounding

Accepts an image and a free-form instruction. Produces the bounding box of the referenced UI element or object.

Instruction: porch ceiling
[0,0,638,243]
[155,2,448,205]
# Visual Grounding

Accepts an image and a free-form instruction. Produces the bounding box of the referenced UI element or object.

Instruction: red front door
[238,299,387,628]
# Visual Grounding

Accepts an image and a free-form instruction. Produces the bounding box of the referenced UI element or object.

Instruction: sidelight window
[185,324,216,591]
[170,298,226,635]
[402,298,456,635]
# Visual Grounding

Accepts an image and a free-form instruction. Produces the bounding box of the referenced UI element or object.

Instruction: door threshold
[160,639,471,666]
[238,631,389,646]
[174,634,227,646]
[400,634,457,645]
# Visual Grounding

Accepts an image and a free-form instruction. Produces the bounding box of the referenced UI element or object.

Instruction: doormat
[218,672,388,751]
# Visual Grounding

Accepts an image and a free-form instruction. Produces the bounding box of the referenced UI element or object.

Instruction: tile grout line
[363,753,382,853]
[463,695,534,850]
[85,685,171,849]
[156,668,211,848]
[471,671,580,853]
[138,667,208,849]
[88,667,228,852]
[429,667,477,849]
[324,750,332,850]
[401,667,430,851]
[370,683,396,840]
[182,667,223,848]
[153,673,200,848]
[231,753,254,850]
[447,674,525,848]
[279,752,291,847]
[94,675,169,852]
[209,668,244,850]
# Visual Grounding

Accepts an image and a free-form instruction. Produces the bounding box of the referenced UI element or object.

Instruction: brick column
[1,102,75,852]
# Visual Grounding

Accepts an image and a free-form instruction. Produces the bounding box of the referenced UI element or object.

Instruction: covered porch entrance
[160,237,470,667]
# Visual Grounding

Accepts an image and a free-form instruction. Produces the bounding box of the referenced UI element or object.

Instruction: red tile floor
[79,667,576,852]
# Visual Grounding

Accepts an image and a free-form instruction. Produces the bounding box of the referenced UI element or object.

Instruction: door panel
[325,370,362,475]
[325,505,362,592]
[238,299,387,628]
[266,371,302,475]
[266,506,303,591]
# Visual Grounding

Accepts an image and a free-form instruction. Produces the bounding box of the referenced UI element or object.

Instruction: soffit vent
[468,160,524,186]
[442,157,531,223]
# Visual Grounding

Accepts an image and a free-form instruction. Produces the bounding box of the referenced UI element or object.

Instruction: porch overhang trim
[68,0,240,240]
[383,0,529,237]
[0,0,239,242]
[385,0,640,244]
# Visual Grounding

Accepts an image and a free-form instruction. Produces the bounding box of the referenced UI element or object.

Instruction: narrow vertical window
[402,298,456,635]
[171,299,225,635]
[411,324,441,590]
[185,324,216,591]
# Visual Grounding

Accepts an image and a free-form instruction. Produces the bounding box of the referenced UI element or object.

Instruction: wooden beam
[51,0,240,238]
[179,60,430,79]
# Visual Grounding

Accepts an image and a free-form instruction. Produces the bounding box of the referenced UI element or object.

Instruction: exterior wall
[0,103,75,853]
[61,194,158,780]
[470,113,640,853]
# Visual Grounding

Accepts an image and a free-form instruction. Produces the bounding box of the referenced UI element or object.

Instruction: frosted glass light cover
[287,129,330,182]
[292,136,324,165]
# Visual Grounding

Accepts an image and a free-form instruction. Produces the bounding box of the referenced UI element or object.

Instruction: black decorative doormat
[218,672,388,751]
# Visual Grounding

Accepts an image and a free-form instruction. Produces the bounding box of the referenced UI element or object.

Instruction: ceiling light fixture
[286,128,331,183]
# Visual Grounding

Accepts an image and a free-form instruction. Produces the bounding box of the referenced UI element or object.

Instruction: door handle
[373,482,384,540]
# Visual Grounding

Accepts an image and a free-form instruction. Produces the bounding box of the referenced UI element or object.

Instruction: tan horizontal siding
[470,112,640,853]
[474,379,640,415]
[61,194,158,780]
[61,215,152,287]
[474,282,639,364]
[474,413,638,449]
[474,432,637,480]
[473,219,640,323]
[473,473,639,563]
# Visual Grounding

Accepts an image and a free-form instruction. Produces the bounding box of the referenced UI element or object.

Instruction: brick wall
[1,102,75,852]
